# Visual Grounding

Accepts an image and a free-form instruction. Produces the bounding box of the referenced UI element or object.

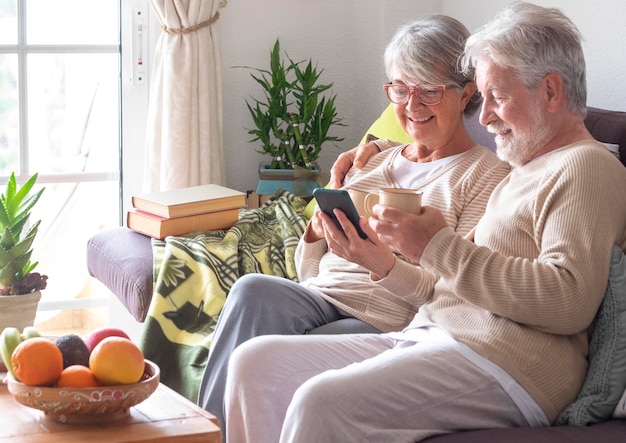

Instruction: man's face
[474,57,552,167]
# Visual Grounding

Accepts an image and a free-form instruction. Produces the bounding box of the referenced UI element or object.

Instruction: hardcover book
[131,184,247,218]
[127,208,240,239]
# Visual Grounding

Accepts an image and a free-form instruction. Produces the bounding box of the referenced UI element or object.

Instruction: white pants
[224,331,535,443]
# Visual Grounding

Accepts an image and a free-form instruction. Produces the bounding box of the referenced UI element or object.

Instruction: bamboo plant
[243,39,344,170]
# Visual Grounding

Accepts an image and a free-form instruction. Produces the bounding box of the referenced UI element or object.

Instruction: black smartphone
[312,188,368,239]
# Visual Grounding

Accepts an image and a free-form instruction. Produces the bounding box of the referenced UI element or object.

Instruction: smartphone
[312,188,368,239]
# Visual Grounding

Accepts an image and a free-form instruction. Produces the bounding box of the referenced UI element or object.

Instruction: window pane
[27,0,119,45]
[30,181,120,304]
[0,0,17,45]
[27,53,120,174]
[0,53,19,175]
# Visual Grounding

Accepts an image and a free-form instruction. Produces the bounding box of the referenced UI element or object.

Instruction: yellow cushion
[358,103,413,145]
[304,103,411,219]
[304,182,330,219]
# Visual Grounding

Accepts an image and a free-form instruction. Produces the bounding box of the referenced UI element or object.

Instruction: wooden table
[0,374,221,442]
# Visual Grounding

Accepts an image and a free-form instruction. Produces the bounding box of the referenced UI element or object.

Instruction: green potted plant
[0,172,48,331]
[242,39,344,195]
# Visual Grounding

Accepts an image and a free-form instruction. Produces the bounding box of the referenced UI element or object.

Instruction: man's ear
[543,73,564,112]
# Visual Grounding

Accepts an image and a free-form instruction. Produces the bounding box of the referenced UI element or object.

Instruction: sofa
[87,105,626,441]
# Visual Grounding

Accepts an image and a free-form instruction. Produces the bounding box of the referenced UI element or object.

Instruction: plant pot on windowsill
[0,172,48,332]
[256,163,325,197]
[0,290,42,332]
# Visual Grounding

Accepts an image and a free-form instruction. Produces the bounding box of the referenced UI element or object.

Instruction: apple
[84,327,130,353]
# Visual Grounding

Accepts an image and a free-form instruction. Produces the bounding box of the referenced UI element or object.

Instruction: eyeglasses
[383,83,447,106]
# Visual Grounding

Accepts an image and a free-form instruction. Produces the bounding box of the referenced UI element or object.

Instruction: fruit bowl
[6,359,160,424]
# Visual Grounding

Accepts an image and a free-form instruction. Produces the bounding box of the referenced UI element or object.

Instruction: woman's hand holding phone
[320,208,396,279]
[313,188,395,278]
[312,189,368,239]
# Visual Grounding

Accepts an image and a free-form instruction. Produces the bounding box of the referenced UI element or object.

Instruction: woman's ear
[460,82,478,112]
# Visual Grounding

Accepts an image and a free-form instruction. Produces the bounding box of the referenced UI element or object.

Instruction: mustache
[487,123,510,134]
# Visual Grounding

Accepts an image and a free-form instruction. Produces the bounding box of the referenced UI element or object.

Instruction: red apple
[84,327,130,353]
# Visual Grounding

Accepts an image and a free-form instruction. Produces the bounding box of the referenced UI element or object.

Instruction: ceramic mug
[346,189,369,217]
[364,188,423,216]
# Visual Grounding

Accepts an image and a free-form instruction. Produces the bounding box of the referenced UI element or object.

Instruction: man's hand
[367,205,448,264]
[329,142,380,188]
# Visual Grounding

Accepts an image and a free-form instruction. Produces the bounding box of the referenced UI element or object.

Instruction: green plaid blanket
[139,191,309,401]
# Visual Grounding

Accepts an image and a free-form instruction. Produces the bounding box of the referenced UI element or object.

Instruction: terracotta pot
[0,290,42,332]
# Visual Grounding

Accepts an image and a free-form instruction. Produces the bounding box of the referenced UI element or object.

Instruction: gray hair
[461,2,587,118]
[384,15,481,115]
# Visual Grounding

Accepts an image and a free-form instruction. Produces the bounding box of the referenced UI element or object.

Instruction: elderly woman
[198,15,509,438]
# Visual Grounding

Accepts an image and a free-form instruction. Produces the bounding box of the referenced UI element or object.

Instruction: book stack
[127,184,247,239]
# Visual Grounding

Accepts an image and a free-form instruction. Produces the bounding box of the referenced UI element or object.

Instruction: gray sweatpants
[225,332,533,443]
[196,273,380,433]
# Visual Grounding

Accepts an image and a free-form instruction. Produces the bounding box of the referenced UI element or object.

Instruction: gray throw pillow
[556,245,626,426]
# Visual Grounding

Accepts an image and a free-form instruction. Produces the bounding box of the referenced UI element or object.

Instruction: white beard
[489,106,552,168]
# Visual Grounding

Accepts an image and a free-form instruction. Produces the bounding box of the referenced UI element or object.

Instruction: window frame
[0,0,152,318]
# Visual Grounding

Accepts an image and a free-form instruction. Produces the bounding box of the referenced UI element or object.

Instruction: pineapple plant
[0,173,48,296]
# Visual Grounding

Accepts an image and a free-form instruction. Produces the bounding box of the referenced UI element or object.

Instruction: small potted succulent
[241,39,344,195]
[0,172,48,331]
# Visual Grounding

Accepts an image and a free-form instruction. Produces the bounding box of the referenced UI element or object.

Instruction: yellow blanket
[139,191,309,401]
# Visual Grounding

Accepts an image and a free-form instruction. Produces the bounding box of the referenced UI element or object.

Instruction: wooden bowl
[7,360,159,424]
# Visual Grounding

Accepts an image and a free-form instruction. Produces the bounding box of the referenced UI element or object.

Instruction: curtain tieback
[161,12,220,35]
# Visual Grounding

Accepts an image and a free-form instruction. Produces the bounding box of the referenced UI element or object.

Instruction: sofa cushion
[556,245,626,426]
[585,107,626,162]
[358,103,413,146]
[86,227,153,321]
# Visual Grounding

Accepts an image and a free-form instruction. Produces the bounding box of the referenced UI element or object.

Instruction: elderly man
[223,3,626,442]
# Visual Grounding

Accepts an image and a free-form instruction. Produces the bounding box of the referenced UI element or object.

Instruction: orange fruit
[11,337,64,386]
[89,336,145,385]
[56,365,100,388]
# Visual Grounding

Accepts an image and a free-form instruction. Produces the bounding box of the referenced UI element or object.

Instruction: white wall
[215,0,440,193]
[199,0,626,193]
[441,0,626,111]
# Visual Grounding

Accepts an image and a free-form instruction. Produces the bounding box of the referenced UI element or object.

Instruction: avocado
[55,333,90,368]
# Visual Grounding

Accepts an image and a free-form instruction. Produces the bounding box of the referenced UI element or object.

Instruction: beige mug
[347,189,368,217]
[364,188,423,216]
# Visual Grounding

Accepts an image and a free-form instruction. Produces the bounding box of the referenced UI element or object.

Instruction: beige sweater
[296,145,510,332]
[408,141,626,422]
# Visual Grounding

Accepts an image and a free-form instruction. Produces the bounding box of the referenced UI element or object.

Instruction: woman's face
[390,75,474,149]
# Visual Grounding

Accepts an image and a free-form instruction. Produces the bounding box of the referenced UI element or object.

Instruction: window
[0,0,147,334]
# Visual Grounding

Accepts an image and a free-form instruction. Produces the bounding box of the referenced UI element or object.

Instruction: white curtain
[144,0,226,192]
